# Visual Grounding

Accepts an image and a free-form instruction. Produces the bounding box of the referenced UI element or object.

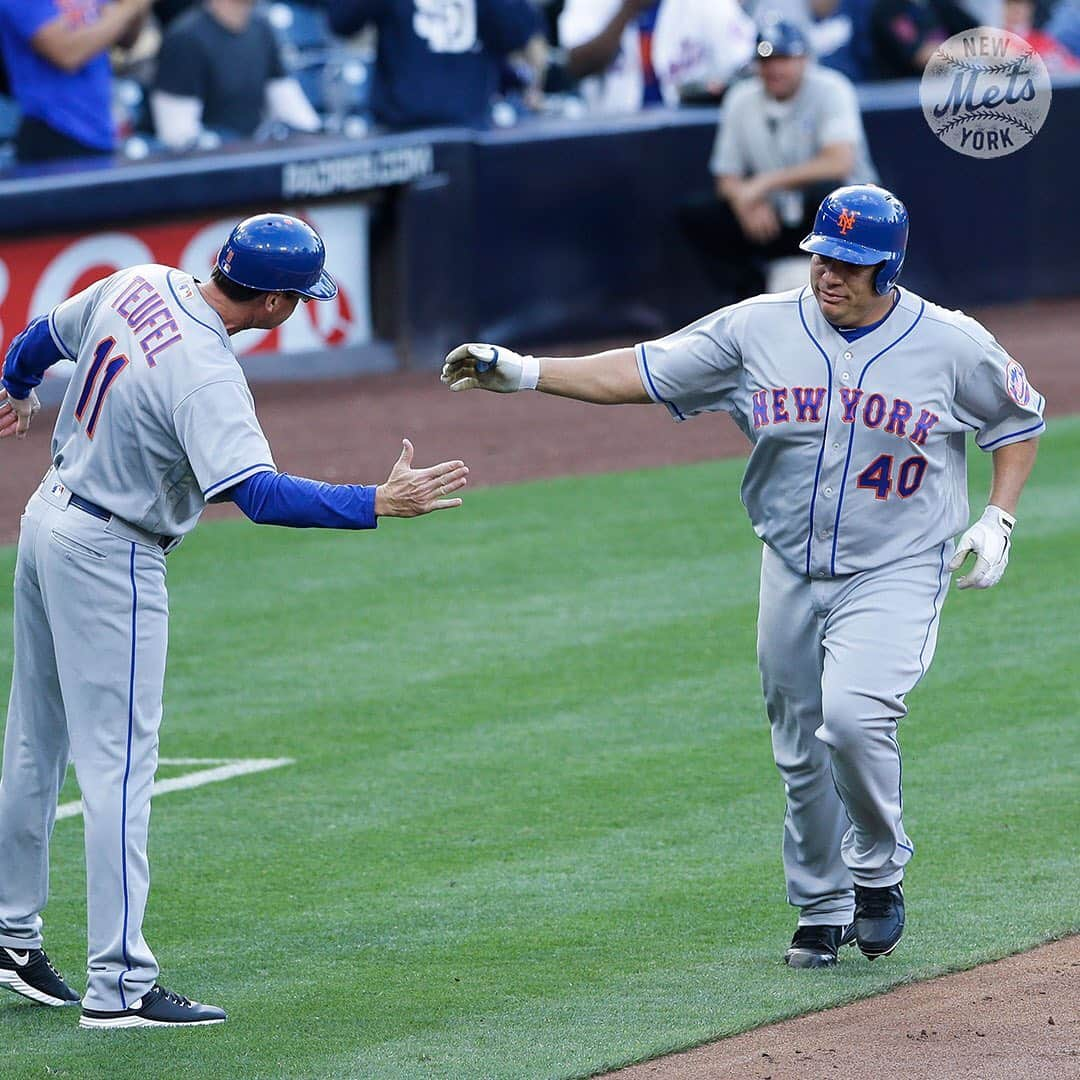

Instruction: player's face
[759,56,806,101]
[810,255,887,326]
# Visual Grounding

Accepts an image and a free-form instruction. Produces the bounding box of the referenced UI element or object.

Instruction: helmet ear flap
[874,260,888,295]
[874,253,905,295]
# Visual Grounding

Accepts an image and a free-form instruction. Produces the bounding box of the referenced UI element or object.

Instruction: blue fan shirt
[0,0,115,151]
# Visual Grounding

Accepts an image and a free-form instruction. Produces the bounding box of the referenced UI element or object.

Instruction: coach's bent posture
[442,185,1043,969]
[0,215,468,1027]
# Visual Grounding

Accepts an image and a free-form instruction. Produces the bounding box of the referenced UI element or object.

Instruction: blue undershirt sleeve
[229,471,378,530]
[2,316,64,399]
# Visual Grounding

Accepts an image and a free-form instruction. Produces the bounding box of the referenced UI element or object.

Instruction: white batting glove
[441,343,539,393]
[947,505,1016,589]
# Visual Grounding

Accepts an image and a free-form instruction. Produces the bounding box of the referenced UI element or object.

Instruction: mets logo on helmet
[837,209,858,234]
[1005,360,1031,405]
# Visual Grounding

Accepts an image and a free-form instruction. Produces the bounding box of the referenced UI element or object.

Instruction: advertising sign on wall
[0,203,370,392]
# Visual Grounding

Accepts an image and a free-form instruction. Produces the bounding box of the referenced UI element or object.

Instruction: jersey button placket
[825,349,857,579]
[809,383,841,578]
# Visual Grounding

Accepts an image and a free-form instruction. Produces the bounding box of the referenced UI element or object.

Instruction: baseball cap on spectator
[756,18,810,59]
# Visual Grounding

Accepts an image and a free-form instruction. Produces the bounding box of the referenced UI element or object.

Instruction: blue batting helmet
[799,185,909,295]
[755,19,810,59]
[216,213,337,300]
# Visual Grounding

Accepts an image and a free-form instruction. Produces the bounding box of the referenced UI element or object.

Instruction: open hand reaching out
[374,438,468,517]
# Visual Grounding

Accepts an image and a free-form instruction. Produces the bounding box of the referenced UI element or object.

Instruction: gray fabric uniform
[0,264,275,1010]
[636,286,1045,923]
[710,66,878,226]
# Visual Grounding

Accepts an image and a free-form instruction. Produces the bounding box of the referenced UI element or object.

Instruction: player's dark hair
[211,266,267,304]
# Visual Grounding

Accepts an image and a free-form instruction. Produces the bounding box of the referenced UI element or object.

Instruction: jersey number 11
[74,337,129,440]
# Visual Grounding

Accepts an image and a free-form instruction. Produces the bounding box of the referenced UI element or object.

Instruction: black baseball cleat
[853,883,905,959]
[79,984,226,1029]
[783,923,857,968]
[0,946,81,1006]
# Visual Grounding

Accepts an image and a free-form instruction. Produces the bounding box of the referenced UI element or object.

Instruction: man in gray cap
[681,18,877,302]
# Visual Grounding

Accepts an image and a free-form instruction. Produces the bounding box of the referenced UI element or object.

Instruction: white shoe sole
[79,1013,226,1029]
[0,967,79,1007]
[861,938,902,960]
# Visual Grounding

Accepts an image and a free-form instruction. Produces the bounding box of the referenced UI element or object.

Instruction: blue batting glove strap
[475,347,499,374]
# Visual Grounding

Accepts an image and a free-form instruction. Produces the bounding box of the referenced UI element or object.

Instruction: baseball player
[442,185,1044,968]
[0,214,468,1027]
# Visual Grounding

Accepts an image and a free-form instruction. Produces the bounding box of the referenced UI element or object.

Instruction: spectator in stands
[809,0,877,82]
[868,0,974,80]
[0,0,150,164]
[155,0,200,28]
[680,18,878,302]
[328,0,541,130]
[151,0,321,150]
[1005,0,1080,71]
[559,0,755,113]
[1047,0,1080,59]
[557,0,661,112]
[651,0,757,106]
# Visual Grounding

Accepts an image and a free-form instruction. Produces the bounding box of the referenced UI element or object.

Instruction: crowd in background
[0,0,1078,170]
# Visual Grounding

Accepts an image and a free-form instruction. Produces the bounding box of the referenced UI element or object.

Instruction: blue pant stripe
[116,543,137,1008]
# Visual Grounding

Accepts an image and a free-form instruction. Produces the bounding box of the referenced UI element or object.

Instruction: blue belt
[69,494,173,551]
[68,493,111,522]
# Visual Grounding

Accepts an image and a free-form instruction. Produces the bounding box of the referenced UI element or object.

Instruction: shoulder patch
[1006,360,1031,406]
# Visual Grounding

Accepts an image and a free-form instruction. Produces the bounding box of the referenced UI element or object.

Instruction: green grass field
[1,419,1078,1080]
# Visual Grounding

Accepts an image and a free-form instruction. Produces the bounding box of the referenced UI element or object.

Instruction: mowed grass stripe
[0,417,1076,1079]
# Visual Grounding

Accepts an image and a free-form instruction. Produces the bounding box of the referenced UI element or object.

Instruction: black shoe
[0,946,81,1006]
[79,984,226,1029]
[783,923,856,968]
[853,883,905,959]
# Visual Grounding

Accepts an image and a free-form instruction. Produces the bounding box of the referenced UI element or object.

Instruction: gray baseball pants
[758,541,951,926]
[0,478,168,1011]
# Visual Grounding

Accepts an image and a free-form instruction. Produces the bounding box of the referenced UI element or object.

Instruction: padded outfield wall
[1,76,1077,402]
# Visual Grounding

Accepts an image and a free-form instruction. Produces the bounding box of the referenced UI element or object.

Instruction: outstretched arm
[229,439,468,527]
[441,344,650,405]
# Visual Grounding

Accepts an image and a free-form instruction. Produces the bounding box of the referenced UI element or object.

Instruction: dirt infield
[605,936,1080,1080]
[0,297,1077,1076]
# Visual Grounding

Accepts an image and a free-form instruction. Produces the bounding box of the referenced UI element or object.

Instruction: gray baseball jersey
[0,263,277,1012]
[48,263,276,537]
[635,285,1045,918]
[636,286,1045,577]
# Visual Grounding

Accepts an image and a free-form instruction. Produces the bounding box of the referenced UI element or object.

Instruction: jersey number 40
[74,337,129,440]
[856,453,927,501]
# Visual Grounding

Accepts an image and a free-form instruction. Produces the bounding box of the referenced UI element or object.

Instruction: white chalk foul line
[55,757,295,821]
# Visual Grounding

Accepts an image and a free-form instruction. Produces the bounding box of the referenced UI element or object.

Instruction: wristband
[520,354,540,390]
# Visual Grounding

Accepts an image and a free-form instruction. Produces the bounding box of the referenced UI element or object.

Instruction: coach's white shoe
[79,984,226,1028]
